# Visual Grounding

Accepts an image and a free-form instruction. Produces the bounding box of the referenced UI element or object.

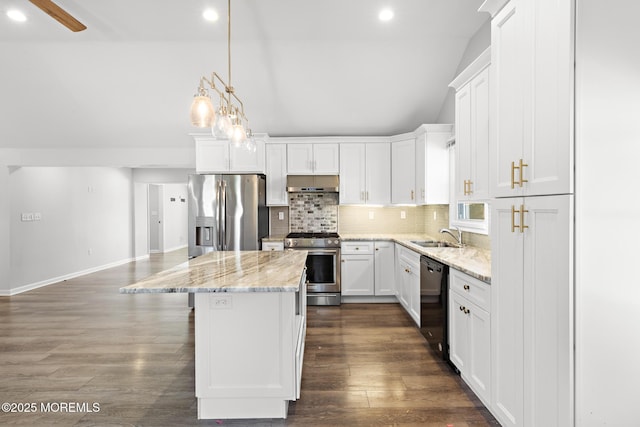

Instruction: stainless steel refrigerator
[188,174,268,258]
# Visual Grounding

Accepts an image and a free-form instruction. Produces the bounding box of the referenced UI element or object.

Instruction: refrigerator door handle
[220,180,227,250]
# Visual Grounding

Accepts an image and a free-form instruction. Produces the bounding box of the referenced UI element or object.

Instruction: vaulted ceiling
[0,0,487,149]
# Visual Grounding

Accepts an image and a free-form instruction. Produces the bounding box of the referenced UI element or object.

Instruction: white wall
[0,166,11,294]
[575,0,640,424]
[8,167,133,293]
[161,183,189,252]
[437,19,491,124]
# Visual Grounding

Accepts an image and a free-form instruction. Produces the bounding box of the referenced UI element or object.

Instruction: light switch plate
[400,211,406,219]
[368,211,374,220]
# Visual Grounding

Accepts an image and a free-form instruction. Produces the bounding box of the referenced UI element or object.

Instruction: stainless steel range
[285,232,341,306]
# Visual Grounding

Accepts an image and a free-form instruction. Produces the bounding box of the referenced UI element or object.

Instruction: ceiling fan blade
[29,0,87,32]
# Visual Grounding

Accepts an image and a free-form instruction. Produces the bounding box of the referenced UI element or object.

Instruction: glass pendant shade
[212,112,234,139]
[190,95,216,127]
[231,124,247,146]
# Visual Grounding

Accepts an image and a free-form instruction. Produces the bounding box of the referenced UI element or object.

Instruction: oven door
[305,248,341,293]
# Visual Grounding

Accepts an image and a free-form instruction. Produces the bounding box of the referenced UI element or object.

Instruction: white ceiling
[0,0,488,149]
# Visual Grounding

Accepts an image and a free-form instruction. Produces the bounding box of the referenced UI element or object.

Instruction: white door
[374,241,395,295]
[266,144,288,206]
[491,196,524,427]
[287,144,314,174]
[148,184,163,253]
[490,0,525,198]
[449,290,470,373]
[313,144,340,174]
[392,138,416,204]
[339,144,366,204]
[522,195,573,427]
[341,255,374,296]
[365,143,391,205]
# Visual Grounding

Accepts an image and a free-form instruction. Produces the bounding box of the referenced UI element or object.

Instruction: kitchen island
[120,250,308,420]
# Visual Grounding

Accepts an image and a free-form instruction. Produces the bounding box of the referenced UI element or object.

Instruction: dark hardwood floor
[0,249,498,426]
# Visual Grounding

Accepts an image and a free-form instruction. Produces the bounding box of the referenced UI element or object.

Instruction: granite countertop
[119,250,308,294]
[340,233,491,283]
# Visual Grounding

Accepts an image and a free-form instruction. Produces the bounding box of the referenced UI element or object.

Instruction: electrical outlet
[25,213,34,221]
[368,211,375,220]
[433,211,437,220]
[21,213,30,221]
[34,212,42,221]
[278,211,284,220]
[400,211,406,219]
[210,295,232,309]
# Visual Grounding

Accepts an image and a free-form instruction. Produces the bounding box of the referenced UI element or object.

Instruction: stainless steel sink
[410,240,461,248]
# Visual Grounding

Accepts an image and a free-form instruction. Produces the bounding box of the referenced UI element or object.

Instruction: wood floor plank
[0,248,498,426]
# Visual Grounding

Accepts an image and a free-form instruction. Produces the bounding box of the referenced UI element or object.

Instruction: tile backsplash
[289,193,338,233]
[269,201,490,250]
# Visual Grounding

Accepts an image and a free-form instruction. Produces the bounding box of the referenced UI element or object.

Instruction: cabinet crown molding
[449,47,491,91]
[478,0,510,17]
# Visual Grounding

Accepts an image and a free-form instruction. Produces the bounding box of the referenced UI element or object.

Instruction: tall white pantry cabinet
[484,0,640,425]
[483,0,573,426]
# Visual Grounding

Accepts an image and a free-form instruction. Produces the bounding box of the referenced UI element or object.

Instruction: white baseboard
[163,244,188,253]
[340,295,399,304]
[1,257,138,296]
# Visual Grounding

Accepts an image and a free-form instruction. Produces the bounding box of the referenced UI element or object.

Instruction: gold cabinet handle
[366,191,369,201]
[511,205,517,233]
[511,161,516,189]
[410,190,414,200]
[463,180,474,195]
[518,159,528,187]
[464,307,470,314]
[519,204,529,233]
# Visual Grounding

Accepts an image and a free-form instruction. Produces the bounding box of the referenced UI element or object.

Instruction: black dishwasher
[420,256,450,362]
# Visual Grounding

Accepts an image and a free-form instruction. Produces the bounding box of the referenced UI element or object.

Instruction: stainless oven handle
[305,249,340,255]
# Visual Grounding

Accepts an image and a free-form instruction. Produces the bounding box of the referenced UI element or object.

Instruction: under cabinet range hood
[286,175,339,193]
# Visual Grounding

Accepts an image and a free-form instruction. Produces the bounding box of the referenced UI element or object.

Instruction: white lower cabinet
[342,241,396,297]
[341,242,374,296]
[374,241,395,295]
[395,244,420,326]
[491,195,573,427]
[449,268,491,407]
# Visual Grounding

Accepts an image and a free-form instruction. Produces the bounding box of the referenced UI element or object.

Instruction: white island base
[194,285,306,420]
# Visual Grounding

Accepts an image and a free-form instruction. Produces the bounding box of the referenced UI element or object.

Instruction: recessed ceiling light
[203,9,219,22]
[7,10,27,22]
[378,8,394,22]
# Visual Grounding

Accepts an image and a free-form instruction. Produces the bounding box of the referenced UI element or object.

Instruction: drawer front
[450,268,491,311]
[262,242,284,251]
[341,241,374,255]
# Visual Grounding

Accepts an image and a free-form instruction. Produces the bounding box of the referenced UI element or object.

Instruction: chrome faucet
[439,226,463,246]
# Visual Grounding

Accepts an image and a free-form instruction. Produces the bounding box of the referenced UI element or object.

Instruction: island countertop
[119,250,308,294]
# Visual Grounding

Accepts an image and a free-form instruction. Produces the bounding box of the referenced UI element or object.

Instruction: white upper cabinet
[340,143,390,205]
[450,49,490,201]
[265,143,288,206]
[287,143,339,175]
[391,137,416,204]
[194,136,265,174]
[415,125,452,205]
[489,0,573,198]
